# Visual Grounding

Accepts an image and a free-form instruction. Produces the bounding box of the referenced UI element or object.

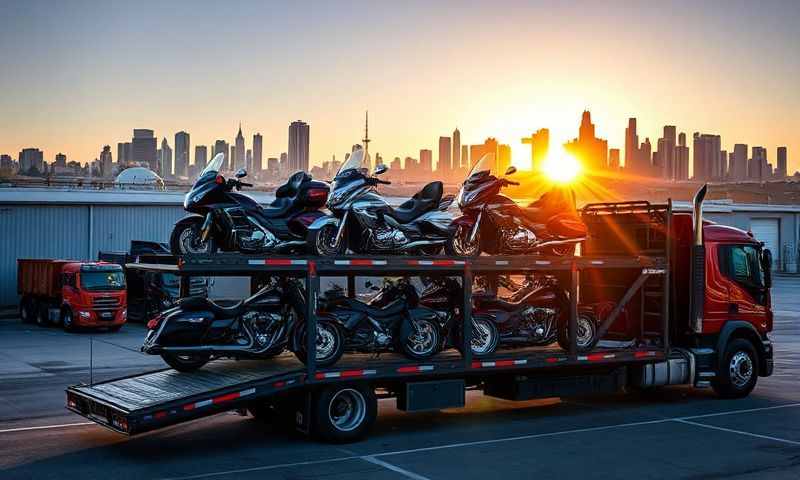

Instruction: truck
[66,188,774,442]
[98,241,208,323]
[18,259,127,331]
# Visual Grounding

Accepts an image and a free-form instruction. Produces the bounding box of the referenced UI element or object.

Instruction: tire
[456,317,499,358]
[401,318,441,360]
[445,224,480,257]
[308,223,345,256]
[712,338,759,399]
[19,297,34,324]
[160,352,211,372]
[293,319,344,367]
[313,384,377,443]
[170,218,215,256]
[557,312,597,353]
[61,308,75,332]
[35,301,50,328]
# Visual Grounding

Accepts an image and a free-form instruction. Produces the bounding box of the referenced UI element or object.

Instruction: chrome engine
[504,226,538,251]
[241,310,284,350]
[519,305,557,343]
[373,226,409,249]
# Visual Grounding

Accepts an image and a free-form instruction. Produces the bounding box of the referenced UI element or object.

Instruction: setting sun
[540,149,582,184]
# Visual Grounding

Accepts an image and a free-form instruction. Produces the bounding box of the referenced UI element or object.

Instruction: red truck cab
[18,260,128,331]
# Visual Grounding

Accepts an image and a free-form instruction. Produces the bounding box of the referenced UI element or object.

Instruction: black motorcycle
[141,278,344,371]
[318,278,442,360]
[474,275,598,352]
[446,155,587,257]
[170,153,330,255]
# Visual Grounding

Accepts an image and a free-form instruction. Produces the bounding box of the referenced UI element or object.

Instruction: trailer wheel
[712,338,758,399]
[161,352,210,372]
[19,297,34,324]
[313,384,376,443]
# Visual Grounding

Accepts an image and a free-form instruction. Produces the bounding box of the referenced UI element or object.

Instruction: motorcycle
[141,278,344,371]
[417,276,500,357]
[170,153,330,255]
[446,155,588,257]
[318,277,443,360]
[307,148,454,256]
[474,275,598,352]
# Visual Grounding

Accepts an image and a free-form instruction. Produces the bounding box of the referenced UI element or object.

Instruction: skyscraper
[246,149,252,172]
[213,140,229,169]
[470,138,499,172]
[675,133,689,181]
[253,133,263,174]
[288,121,310,173]
[438,136,451,173]
[461,145,469,171]
[234,124,245,171]
[608,148,620,170]
[497,144,512,174]
[117,142,131,166]
[19,148,44,174]
[174,131,190,178]
[750,146,767,180]
[452,128,461,178]
[132,129,157,170]
[522,128,549,171]
[420,149,433,172]
[564,111,608,173]
[731,144,748,180]
[99,145,113,177]
[624,118,639,173]
[195,145,208,171]
[54,152,67,168]
[159,138,172,177]
[777,146,788,178]
[692,133,721,181]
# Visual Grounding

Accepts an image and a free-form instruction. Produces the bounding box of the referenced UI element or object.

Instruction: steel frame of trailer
[66,248,671,436]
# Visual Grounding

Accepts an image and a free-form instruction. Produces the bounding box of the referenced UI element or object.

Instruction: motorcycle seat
[275,171,311,198]
[261,197,294,218]
[178,296,245,318]
[383,181,443,224]
[344,298,406,318]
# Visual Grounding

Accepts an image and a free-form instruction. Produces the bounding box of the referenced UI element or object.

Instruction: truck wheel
[313,384,377,443]
[61,308,75,332]
[161,352,210,372]
[712,338,758,399]
[19,297,34,324]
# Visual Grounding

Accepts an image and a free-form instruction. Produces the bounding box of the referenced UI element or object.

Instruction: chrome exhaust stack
[689,184,707,333]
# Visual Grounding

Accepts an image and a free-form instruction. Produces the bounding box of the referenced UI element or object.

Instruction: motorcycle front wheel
[170,218,216,256]
[456,317,499,358]
[445,224,481,257]
[400,318,441,360]
[308,223,345,256]
[557,312,598,353]
[293,319,344,367]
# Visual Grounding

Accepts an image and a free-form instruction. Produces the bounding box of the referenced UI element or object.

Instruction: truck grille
[93,297,121,310]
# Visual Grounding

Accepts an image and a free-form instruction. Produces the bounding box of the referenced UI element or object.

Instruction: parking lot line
[158,402,800,480]
[362,456,432,480]
[674,418,800,446]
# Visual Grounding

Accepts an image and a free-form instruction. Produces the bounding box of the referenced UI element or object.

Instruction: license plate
[101,312,113,319]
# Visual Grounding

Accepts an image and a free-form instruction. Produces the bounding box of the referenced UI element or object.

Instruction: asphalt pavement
[1,276,799,479]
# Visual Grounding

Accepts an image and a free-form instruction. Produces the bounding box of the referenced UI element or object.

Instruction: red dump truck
[17,259,128,331]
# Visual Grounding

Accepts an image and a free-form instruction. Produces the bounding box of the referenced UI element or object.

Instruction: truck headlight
[122,309,127,319]
[79,311,91,318]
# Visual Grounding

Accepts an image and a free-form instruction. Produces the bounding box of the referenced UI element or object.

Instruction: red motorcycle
[446,156,588,257]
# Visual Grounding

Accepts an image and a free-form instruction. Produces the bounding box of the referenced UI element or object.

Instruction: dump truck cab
[59,262,127,328]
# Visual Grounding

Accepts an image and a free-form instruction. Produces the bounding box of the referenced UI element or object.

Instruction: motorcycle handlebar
[377,179,392,185]
[504,179,520,186]
[239,181,253,188]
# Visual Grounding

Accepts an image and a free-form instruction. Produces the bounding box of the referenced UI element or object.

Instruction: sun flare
[540,149,582,184]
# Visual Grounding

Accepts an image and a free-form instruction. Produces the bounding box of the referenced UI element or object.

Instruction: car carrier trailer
[66,193,775,442]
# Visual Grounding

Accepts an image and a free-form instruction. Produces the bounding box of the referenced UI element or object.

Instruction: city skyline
[1,1,798,173]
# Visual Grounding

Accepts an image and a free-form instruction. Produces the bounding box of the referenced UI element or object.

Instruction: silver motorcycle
[307,148,454,255]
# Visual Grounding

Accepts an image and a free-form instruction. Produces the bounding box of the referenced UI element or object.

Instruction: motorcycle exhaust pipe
[399,239,447,251]
[535,237,587,249]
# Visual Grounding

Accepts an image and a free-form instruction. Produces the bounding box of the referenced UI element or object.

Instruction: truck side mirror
[762,248,772,289]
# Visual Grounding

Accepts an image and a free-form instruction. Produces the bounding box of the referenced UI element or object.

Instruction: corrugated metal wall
[0,204,185,305]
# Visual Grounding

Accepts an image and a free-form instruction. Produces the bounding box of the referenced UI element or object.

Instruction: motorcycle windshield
[336,148,365,176]
[457,154,494,207]
[465,154,493,180]
[199,153,225,178]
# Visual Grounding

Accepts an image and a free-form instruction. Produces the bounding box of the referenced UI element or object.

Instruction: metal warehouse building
[1,189,798,306]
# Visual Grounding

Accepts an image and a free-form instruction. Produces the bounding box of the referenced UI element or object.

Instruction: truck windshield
[81,271,126,291]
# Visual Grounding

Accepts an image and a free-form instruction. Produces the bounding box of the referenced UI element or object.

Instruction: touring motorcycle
[446,155,588,257]
[307,148,454,256]
[141,278,343,371]
[474,275,599,352]
[317,277,443,360]
[170,153,330,255]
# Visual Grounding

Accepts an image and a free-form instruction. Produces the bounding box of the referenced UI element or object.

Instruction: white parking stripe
[674,419,800,446]
[362,456,432,480]
[0,422,93,434]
